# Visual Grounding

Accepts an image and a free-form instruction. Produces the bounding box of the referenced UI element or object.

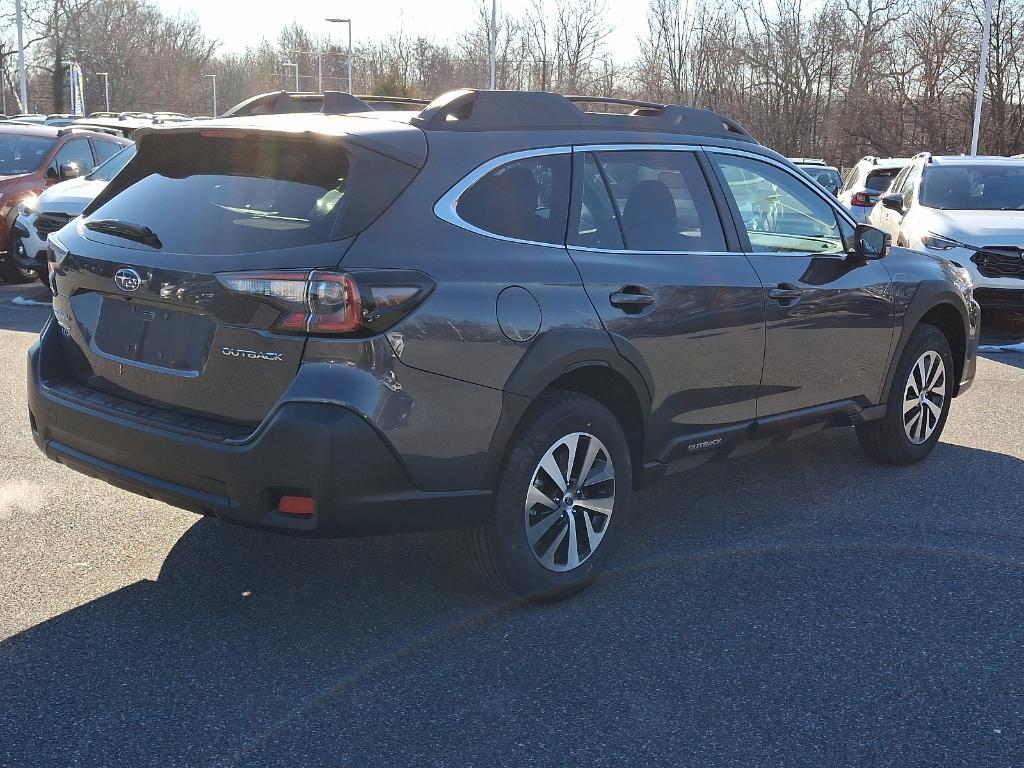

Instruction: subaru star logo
[113,268,142,293]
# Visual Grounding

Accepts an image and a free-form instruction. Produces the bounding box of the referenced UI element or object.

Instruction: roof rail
[356,95,431,111]
[912,151,933,163]
[411,89,755,141]
[223,90,373,118]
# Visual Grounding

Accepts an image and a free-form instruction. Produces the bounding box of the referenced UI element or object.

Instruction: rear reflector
[278,495,314,516]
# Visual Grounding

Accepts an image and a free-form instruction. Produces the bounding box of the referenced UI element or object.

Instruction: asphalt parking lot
[1,281,1022,767]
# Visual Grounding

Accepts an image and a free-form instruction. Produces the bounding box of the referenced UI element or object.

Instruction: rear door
[707,150,894,417]
[51,129,418,427]
[566,145,765,462]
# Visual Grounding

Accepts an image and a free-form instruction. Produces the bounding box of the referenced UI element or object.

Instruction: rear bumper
[27,322,492,537]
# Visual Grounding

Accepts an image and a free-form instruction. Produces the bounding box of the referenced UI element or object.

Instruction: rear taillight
[216,269,433,337]
[851,191,878,207]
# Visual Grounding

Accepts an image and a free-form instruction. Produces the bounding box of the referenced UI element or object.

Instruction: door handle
[610,286,655,313]
[768,284,804,304]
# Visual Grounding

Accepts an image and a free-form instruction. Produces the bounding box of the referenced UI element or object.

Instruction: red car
[0,123,130,282]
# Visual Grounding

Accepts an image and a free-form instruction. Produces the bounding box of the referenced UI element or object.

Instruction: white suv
[838,156,910,223]
[868,153,1024,308]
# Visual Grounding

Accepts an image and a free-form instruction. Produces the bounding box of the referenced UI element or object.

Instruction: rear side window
[585,150,726,252]
[456,154,571,245]
[85,133,416,255]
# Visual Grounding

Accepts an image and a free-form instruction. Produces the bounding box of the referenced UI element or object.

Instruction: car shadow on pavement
[2,429,1023,767]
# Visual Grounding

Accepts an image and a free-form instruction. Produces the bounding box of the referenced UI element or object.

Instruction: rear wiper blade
[85,218,162,248]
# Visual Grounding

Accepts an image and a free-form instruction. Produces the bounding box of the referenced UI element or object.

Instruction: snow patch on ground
[0,481,46,522]
[979,341,1024,353]
[10,296,51,307]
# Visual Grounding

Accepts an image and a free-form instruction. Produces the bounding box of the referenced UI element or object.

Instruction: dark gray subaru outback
[28,89,979,600]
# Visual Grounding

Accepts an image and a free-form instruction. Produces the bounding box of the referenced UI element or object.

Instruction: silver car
[868,153,1024,308]
[837,156,910,223]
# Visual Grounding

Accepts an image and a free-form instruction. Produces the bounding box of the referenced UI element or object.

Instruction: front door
[567,147,766,462]
[708,151,895,417]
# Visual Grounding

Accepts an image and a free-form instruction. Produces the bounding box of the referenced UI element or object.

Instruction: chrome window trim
[433,146,572,249]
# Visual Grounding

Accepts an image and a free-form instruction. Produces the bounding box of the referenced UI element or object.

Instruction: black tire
[465,391,632,603]
[0,231,35,285]
[856,323,954,465]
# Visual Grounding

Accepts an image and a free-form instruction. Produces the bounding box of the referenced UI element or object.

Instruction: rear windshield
[0,134,56,174]
[864,168,901,191]
[919,165,1024,210]
[84,133,415,254]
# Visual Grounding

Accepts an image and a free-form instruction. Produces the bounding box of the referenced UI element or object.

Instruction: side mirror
[58,162,82,181]
[880,192,905,213]
[852,224,890,260]
[44,166,59,182]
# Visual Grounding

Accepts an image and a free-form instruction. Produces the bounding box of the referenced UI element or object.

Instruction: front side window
[583,150,726,252]
[919,165,1024,211]
[0,134,56,175]
[712,154,845,254]
[899,166,920,199]
[54,138,95,175]
[456,153,571,245]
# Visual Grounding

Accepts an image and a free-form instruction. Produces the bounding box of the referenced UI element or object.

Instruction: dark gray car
[27,90,980,601]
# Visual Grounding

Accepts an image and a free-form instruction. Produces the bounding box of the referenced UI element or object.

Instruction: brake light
[216,269,433,337]
[851,192,878,207]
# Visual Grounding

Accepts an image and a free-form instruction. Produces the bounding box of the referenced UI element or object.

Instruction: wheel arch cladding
[918,302,966,392]
[492,330,653,491]
[882,281,971,401]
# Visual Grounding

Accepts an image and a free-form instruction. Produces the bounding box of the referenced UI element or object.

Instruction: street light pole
[203,73,217,117]
[489,0,497,90]
[326,19,353,94]
[15,0,28,110]
[283,62,299,91]
[97,72,110,112]
[970,0,995,155]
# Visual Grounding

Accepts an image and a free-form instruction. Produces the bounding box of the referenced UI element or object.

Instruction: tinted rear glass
[85,133,415,254]
[865,169,901,191]
[457,154,571,244]
[919,165,1024,210]
[0,134,55,174]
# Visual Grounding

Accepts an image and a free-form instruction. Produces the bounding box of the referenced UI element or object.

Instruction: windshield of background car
[87,144,136,181]
[84,132,415,254]
[0,134,56,174]
[919,165,1024,210]
[864,168,901,191]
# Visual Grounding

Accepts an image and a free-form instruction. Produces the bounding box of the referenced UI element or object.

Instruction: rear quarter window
[84,133,416,255]
[456,153,571,245]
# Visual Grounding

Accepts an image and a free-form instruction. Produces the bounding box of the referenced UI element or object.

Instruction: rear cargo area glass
[84,133,414,254]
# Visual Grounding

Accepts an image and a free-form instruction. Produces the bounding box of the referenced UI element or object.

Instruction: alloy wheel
[902,350,946,445]
[524,432,615,572]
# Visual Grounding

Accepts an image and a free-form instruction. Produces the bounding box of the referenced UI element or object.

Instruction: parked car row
[0,111,204,284]
[837,152,1024,310]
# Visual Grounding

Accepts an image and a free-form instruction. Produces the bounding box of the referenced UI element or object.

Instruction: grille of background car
[971,247,1024,279]
[34,212,74,240]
